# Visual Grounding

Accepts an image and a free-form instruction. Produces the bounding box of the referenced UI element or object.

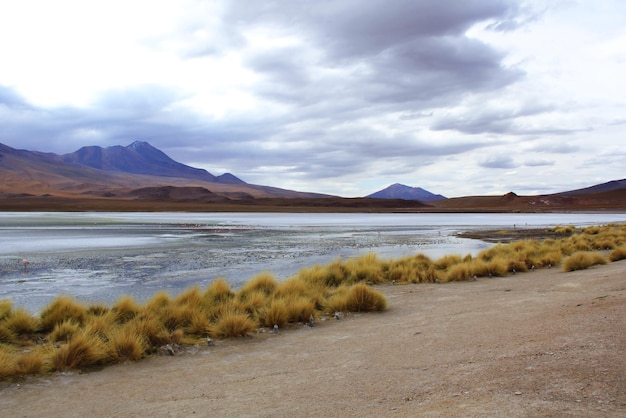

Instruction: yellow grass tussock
[50,319,81,343]
[5,307,40,336]
[0,348,17,380]
[562,251,608,272]
[108,326,145,363]
[210,311,256,338]
[239,272,278,297]
[609,246,626,262]
[0,323,17,344]
[285,297,316,323]
[345,283,387,312]
[15,349,45,375]
[111,296,141,323]
[0,299,12,320]
[204,278,234,304]
[52,331,109,371]
[261,299,289,327]
[39,296,87,332]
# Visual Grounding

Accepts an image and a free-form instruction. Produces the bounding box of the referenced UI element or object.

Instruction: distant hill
[367,183,446,202]
[429,180,626,212]
[556,179,626,196]
[61,141,245,184]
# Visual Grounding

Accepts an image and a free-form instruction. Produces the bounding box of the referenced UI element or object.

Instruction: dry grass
[52,332,109,371]
[563,252,608,272]
[204,278,234,304]
[210,311,257,338]
[15,349,45,375]
[261,299,288,327]
[0,323,17,344]
[345,283,387,312]
[285,297,316,323]
[609,246,626,262]
[0,300,12,321]
[5,307,40,336]
[1,222,624,380]
[50,320,81,343]
[0,348,17,380]
[39,296,86,332]
[108,326,145,363]
[239,272,278,297]
[111,296,141,324]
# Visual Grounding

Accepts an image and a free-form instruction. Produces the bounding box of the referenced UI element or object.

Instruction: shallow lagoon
[1,212,625,312]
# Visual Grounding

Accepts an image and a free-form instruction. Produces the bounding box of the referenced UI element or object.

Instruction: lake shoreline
[2,259,624,416]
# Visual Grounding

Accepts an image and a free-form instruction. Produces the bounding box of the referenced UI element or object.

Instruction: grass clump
[108,326,145,363]
[609,246,626,262]
[40,296,86,332]
[345,283,387,312]
[15,350,45,375]
[204,278,234,304]
[239,272,278,297]
[0,300,13,321]
[562,252,608,272]
[50,320,81,343]
[52,331,109,371]
[111,296,141,324]
[0,348,17,380]
[5,308,40,336]
[210,311,257,338]
[261,299,288,327]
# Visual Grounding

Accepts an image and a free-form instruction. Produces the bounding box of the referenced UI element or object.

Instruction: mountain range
[0,141,330,200]
[1,141,625,211]
[61,141,244,184]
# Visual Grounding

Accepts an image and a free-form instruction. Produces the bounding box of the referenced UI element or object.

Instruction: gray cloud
[479,155,518,169]
[3,1,619,197]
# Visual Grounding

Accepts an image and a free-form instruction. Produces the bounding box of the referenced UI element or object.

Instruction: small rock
[159,344,177,356]
[514,391,522,396]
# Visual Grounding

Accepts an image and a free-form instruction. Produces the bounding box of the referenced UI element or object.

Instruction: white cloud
[0,0,624,198]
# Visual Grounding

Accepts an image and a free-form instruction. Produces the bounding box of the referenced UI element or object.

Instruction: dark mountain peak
[62,141,222,182]
[367,183,446,202]
[127,140,151,150]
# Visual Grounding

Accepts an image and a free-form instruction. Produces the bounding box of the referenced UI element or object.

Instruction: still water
[1,212,624,312]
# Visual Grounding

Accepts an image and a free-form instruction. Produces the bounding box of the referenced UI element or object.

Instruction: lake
[1,212,625,312]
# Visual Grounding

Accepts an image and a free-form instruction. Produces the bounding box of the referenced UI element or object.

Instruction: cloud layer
[1,0,624,197]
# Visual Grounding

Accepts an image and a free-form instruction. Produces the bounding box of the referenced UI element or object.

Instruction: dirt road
[2,261,624,417]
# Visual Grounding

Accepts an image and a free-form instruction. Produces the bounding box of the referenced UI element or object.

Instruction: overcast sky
[1,1,624,197]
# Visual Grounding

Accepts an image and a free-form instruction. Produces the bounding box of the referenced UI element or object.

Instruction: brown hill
[429,188,626,212]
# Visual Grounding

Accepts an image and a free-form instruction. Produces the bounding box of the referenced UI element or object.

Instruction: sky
[0,1,625,198]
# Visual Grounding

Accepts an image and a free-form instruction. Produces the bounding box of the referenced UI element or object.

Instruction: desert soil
[1,261,624,417]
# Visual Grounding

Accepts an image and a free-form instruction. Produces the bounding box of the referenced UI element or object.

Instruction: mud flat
[1,260,624,417]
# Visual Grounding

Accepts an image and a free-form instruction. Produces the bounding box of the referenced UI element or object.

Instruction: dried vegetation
[1,223,624,380]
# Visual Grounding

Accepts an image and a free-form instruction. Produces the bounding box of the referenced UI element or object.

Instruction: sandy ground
[1,261,624,417]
